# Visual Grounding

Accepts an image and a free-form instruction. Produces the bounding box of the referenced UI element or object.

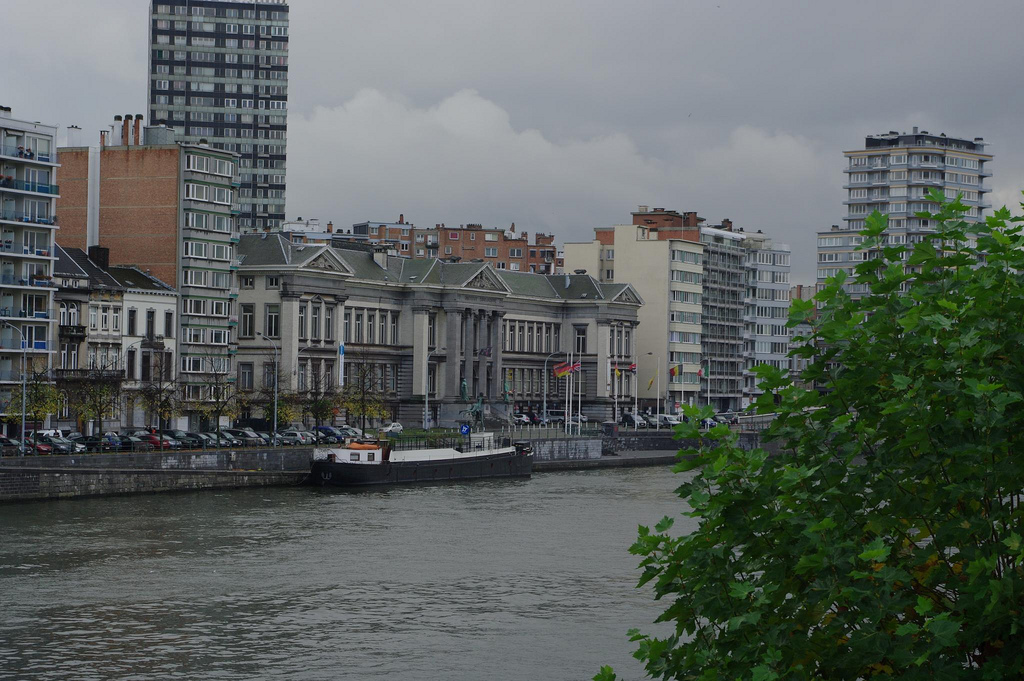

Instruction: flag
[338,343,346,386]
[697,367,704,378]
[478,346,492,357]
[569,361,582,373]
[669,364,680,378]
[648,375,655,391]
[553,362,571,378]
[615,366,621,377]
[629,363,637,373]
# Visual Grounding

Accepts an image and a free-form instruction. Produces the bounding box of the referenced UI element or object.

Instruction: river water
[0,465,694,680]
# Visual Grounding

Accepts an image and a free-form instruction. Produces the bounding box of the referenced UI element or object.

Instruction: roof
[237,234,641,305]
[54,245,122,289]
[106,266,176,293]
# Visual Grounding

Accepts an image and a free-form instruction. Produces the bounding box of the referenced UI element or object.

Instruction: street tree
[339,349,389,433]
[6,366,62,445]
[599,194,1024,679]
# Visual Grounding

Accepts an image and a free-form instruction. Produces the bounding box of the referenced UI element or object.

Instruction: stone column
[411,307,431,396]
[489,311,505,399]
[444,307,462,399]
[463,308,475,399]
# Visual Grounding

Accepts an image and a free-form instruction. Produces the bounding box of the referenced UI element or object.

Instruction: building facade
[562,216,703,414]
[0,107,60,434]
[148,0,289,230]
[818,128,992,296]
[741,232,791,407]
[235,235,641,429]
[58,123,241,429]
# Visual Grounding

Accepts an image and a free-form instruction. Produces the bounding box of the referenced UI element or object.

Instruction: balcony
[0,338,49,351]
[0,178,59,196]
[0,146,57,164]
[0,210,57,227]
[0,307,55,321]
[59,324,86,339]
[54,368,126,381]
[0,241,52,257]
[0,274,55,288]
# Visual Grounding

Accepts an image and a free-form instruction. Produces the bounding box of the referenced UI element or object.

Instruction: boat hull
[310,451,534,487]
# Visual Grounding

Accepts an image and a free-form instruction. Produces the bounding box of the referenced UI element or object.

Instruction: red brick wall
[55,149,90,250]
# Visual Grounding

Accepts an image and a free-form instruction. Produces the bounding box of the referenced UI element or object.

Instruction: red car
[133,433,172,450]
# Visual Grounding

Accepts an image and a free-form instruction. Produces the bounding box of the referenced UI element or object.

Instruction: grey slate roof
[107,266,176,293]
[55,245,122,289]
[238,234,640,304]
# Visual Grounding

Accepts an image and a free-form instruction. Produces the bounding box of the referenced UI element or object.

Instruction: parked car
[379,422,404,435]
[315,426,348,442]
[16,438,53,455]
[0,435,28,455]
[116,436,153,452]
[338,425,363,438]
[700,417,720,429]
[298,430,323,444]
[620,412,647,428]
[203,431,240,447]
[717,413,740,425]
[223,428,263,446]
[511,414,531,425]
[130,433,172,450]
[652,414,681,427]
[263,431,301,446]
[543,410,566,425]
[279,429,312,445]
[36,435,80,454]
[167,430,206,449]
[77,435,118,453]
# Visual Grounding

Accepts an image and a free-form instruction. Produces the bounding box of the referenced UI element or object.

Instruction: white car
[379,422,404,435]
[511,414,531,425]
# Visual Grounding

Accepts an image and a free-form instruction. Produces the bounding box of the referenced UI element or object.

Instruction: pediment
[463,267,510,293]
[302,248,352,275]
[612,285,644,306]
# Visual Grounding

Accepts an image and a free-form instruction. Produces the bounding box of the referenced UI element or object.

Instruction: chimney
[133,114,143,146]
[637,205,648,213]
[573,268,586,275]
[721,218,733,231]
[88,245,110,271]
[99,130,107,147]
[398,213,404,224]
[122,114,132,146]
[0,105,11,119]
[373,244,389,270]
[327,221,333,233]
[912,126,919,134]
[67,125,81,147]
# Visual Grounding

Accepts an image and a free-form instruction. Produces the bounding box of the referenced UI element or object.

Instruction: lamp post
[424,347,446,429]
[258,332,279,446]
[612,321,624,424]
[542,351,561,428]
[4,322,25,454]
[646,351,660,431]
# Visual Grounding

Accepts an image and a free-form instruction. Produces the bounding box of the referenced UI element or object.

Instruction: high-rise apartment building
[740,232,791,407]
[818,128,992,295]
[58,119,241,430]
[148,0,289,230]
[0,107,60,434]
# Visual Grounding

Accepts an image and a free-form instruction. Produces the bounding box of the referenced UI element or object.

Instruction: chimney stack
[398,213,404,224]
[122,114,132,146]
[721,218,733,231]
[372,244,389,270]
[327,221,334,233]
[88,245,110,271]
[133,114,143,146]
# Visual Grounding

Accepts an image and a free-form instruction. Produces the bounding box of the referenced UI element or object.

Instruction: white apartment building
[818,127,992,296]
[741,232,791,408]
[563,219,704,413]
[0,107,59,434]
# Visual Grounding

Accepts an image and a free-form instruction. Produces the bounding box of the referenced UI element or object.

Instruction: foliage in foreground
[599,193,1024,679]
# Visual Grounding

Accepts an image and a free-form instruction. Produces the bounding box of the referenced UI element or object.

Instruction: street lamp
[4,322,25,454]
[646,351,660,431]
[612,321,624,424]
[258,332,279,446]
[424,347,446,429]
[542,350,562,428]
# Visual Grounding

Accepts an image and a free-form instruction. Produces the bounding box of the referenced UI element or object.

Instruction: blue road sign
[459,424,470,436]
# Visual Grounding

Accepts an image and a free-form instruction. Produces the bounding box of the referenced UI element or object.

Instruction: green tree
[340,351,389,433]
[601,193,1024,680]
[298,364,341,444]
[6,367,62,445]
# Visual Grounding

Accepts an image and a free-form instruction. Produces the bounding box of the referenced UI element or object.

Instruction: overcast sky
[5,0,1024,282]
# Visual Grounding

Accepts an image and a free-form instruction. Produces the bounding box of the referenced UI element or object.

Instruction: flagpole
[633,363,638,431]
[656,365,661,431]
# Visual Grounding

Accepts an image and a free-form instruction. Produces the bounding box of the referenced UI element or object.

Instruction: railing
[0,145,56,163]
[0,210,57,226]
[0,369,23,381]
[0,338,48,350]
[0,307,56,320]
[0,178,59,195]
[54,368,126,380]
[0,241,53,256]
[0,275,55,287]
[59,324,86,337]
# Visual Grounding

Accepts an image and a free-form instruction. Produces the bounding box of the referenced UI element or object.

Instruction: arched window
[59,302,67,325]
[68,303,79,325]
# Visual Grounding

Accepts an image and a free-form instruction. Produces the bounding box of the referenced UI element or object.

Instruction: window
[89,306,97,330]
[145,310,156,337]
[509,248,523,258]
[101,306,110,330]
[240,304,254,338]
[298,304,307,339]
[391,313,398,345]
[239,363,254,390]
[265,304,280,338]
[574,326,587,354]
[112,308,120,332]
[485,247,497,257]
[266,276,280,289]
[165,311,174,336]
[239,275,255,289]
[325,307,334,342]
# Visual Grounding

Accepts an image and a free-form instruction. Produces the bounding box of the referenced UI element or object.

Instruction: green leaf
[654,516,674,533]
[858,537,890,562]
[925,616,959,647]
[895,622,920,636]
[751,665,779,681]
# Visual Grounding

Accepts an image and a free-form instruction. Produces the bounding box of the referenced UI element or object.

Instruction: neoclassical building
[235,235,642,427]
